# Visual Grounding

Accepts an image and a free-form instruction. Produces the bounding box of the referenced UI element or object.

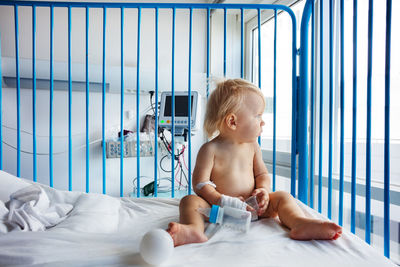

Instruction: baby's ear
[225,113,237,130]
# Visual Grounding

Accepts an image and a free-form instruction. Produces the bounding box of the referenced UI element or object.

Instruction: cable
[160,154,179,173]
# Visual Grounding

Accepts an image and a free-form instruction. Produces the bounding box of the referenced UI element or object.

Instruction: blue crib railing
[0,0,396,261]
[299,0,394,259]
[0,1,297,197]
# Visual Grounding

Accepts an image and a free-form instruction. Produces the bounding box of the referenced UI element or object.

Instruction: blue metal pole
[298,0,312,204]
[49,5,54,187]
[309,1,315,208]
[384,0,392,258]
[188,8,193,195]
[85,7,90,193]
[318,0,324,214]
[120,7,124,197]
[206,8,210,99]
[136,7,141,197]
[171,8,176,198]
[351,0,358,234]
[224,8,227,77]
[273,9,277,192]
[240,8,244,79]
[32,6,37,182]
[290,10,298,198]
[0,31,2,170]
[257,8,261,146]
[102,7,107,195]
[328,0,334,219]
[365,0,373,244]
[154,7,159,197]
[339,0,345,226]
[257,8,261,89]
[14,5,21,178]
[68,6,72,191]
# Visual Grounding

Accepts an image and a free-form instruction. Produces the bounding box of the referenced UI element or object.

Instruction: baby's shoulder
[198,141,217,157]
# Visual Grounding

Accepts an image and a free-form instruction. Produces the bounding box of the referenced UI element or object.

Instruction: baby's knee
[180,195,198,206]
[179,195,206,208]
[271,190,292,201]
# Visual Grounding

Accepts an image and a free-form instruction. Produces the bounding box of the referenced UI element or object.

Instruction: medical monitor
[159,91,199,130]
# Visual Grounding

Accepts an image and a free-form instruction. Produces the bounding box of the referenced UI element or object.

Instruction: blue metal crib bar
[102,7,107,195]
[171,7,176,198]
[14,6,21,178]
[317,0,324,214]
[0,31,2,171]
[120,7,125,197]
[257,8,262,146]
[32,6,37,183]
[188,7,193,196]
[298,0,312,204]
[351,0,358,235]
[49,6,54,188]
[223,8,227,77]
[300,0,393,258]
[384,0,392,257]
[272,9,277,192]
[68,6,72,191]
[85,7,90,193]
[339,0,345,227]
[154,7,159,197]
[365,0,373,245]
[206,7,210,99]
[328,0,334,220]
[309,0,315,207]
[136,7,142,198]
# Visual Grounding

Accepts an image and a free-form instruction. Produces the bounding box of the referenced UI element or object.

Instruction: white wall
[0,3,244,196]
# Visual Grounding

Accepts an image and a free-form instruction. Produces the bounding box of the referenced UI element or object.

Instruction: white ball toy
[140,229,174,265]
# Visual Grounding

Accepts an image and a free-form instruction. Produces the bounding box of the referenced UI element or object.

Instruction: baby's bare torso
[210,140,256,199]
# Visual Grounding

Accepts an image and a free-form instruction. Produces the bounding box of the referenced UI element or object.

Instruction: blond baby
[167,79,342,246]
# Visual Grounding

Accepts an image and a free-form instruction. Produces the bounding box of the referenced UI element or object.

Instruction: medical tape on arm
[196,181,217,190]
[220,194,247,210]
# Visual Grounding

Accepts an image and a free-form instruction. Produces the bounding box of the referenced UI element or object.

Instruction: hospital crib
[0,0,396,261]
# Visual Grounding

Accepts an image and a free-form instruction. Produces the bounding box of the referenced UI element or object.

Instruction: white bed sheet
[0,171,396,267]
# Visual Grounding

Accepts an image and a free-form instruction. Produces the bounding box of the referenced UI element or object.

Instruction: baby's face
[235,92,265,142]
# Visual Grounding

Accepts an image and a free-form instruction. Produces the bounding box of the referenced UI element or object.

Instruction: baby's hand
[251,188,270,216]
[238,196,255,212]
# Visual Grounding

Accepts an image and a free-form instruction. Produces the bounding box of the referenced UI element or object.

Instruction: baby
[167,79,342,247]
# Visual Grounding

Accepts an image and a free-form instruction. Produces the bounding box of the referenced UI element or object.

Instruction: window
[250,0,305,153]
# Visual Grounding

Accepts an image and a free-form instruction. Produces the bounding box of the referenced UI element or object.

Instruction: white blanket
[0,185,73,233]
[0,171,396,267]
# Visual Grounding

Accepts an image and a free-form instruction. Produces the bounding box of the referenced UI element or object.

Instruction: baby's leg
[167,195,210,247]
[262,191,342,240]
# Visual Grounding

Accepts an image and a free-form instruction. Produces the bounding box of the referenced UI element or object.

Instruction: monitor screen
[164,95,194,117]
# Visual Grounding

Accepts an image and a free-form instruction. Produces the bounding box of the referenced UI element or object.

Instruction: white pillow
[0,171,32,202]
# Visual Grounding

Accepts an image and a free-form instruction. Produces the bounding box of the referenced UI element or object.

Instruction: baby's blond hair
[204,79,265,138]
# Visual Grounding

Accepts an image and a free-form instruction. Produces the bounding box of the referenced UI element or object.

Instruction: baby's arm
[252,142,271,215]
[253,142,271,191]
[192,143,222,206]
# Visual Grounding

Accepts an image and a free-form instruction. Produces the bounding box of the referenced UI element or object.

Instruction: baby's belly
[213,173,255,199]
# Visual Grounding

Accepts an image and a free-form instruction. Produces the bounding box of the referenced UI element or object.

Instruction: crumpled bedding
[0,185,73,233]
[0,171,396,267]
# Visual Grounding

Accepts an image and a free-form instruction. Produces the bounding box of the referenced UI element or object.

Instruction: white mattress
[0,171,396,267]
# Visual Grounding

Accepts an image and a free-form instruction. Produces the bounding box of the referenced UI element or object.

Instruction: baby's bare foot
[289,219,342,241]
[166,222,208,247]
